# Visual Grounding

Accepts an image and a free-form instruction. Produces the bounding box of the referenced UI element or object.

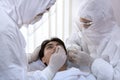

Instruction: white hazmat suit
[66,0,120,80]
[0,0,67,80]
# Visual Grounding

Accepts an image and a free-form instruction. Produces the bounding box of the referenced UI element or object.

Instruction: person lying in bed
[29,37,96,80]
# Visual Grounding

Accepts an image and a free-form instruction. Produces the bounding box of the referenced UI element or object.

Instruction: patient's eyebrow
[46,43,53,47]
[45,42,62,47]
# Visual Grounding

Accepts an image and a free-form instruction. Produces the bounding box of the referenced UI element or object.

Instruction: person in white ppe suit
[66,0,120,80]
[0,0,67,80]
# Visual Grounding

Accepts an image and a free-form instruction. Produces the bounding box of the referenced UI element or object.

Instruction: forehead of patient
[38,38,67,65]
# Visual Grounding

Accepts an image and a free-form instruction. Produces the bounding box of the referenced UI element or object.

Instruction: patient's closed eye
[46,45,54,49]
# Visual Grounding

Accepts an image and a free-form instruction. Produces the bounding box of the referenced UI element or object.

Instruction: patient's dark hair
[38,37,67,61]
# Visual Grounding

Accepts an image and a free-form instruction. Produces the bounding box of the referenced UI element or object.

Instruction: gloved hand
[27,45,41,63]
[68,49,94,68]
[42,46,67,80]
[49,46,67,72]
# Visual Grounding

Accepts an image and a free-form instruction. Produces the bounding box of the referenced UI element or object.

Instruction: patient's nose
[53,45,58,53]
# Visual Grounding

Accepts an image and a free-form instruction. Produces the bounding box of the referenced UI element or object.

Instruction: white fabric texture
[28,61,96,80]
[66,0,120,80]
[0,0,56,27]
[0,0,58,80]
[28,60,46,71]
[28,45,41,63]
[53,67,96,80]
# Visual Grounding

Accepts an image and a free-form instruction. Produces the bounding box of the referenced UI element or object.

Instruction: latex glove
[68,50,94,68]
[27,45,41,63]
[49,46,67,72]
[42,46,67,80]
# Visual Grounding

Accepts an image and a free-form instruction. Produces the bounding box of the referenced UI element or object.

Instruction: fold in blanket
[53,67,96,80]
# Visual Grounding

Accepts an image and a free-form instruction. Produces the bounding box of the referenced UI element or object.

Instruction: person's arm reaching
[28,46,67,80]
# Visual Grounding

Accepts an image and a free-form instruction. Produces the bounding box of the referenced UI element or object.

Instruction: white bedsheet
[53,67,96,80]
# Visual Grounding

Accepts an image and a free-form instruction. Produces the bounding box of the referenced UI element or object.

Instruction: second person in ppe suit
[0,0,67,80]
[66,0,120,80]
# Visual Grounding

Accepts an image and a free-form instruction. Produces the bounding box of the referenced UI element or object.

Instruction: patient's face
[42,41,64,65]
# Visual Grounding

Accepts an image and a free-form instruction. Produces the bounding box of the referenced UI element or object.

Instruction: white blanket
[53,67,96,80]
[29,60,96,80]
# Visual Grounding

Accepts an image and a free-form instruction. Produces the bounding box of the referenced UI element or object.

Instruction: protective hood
[0,0,56,27]
[76,0,116,57]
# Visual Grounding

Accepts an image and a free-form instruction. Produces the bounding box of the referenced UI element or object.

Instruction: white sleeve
[28,60,46,71]
[27,45,41,63]
[91,58,116,80]
[28,66,56,80]
[28,71,47,80]
[66,28,82,50]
